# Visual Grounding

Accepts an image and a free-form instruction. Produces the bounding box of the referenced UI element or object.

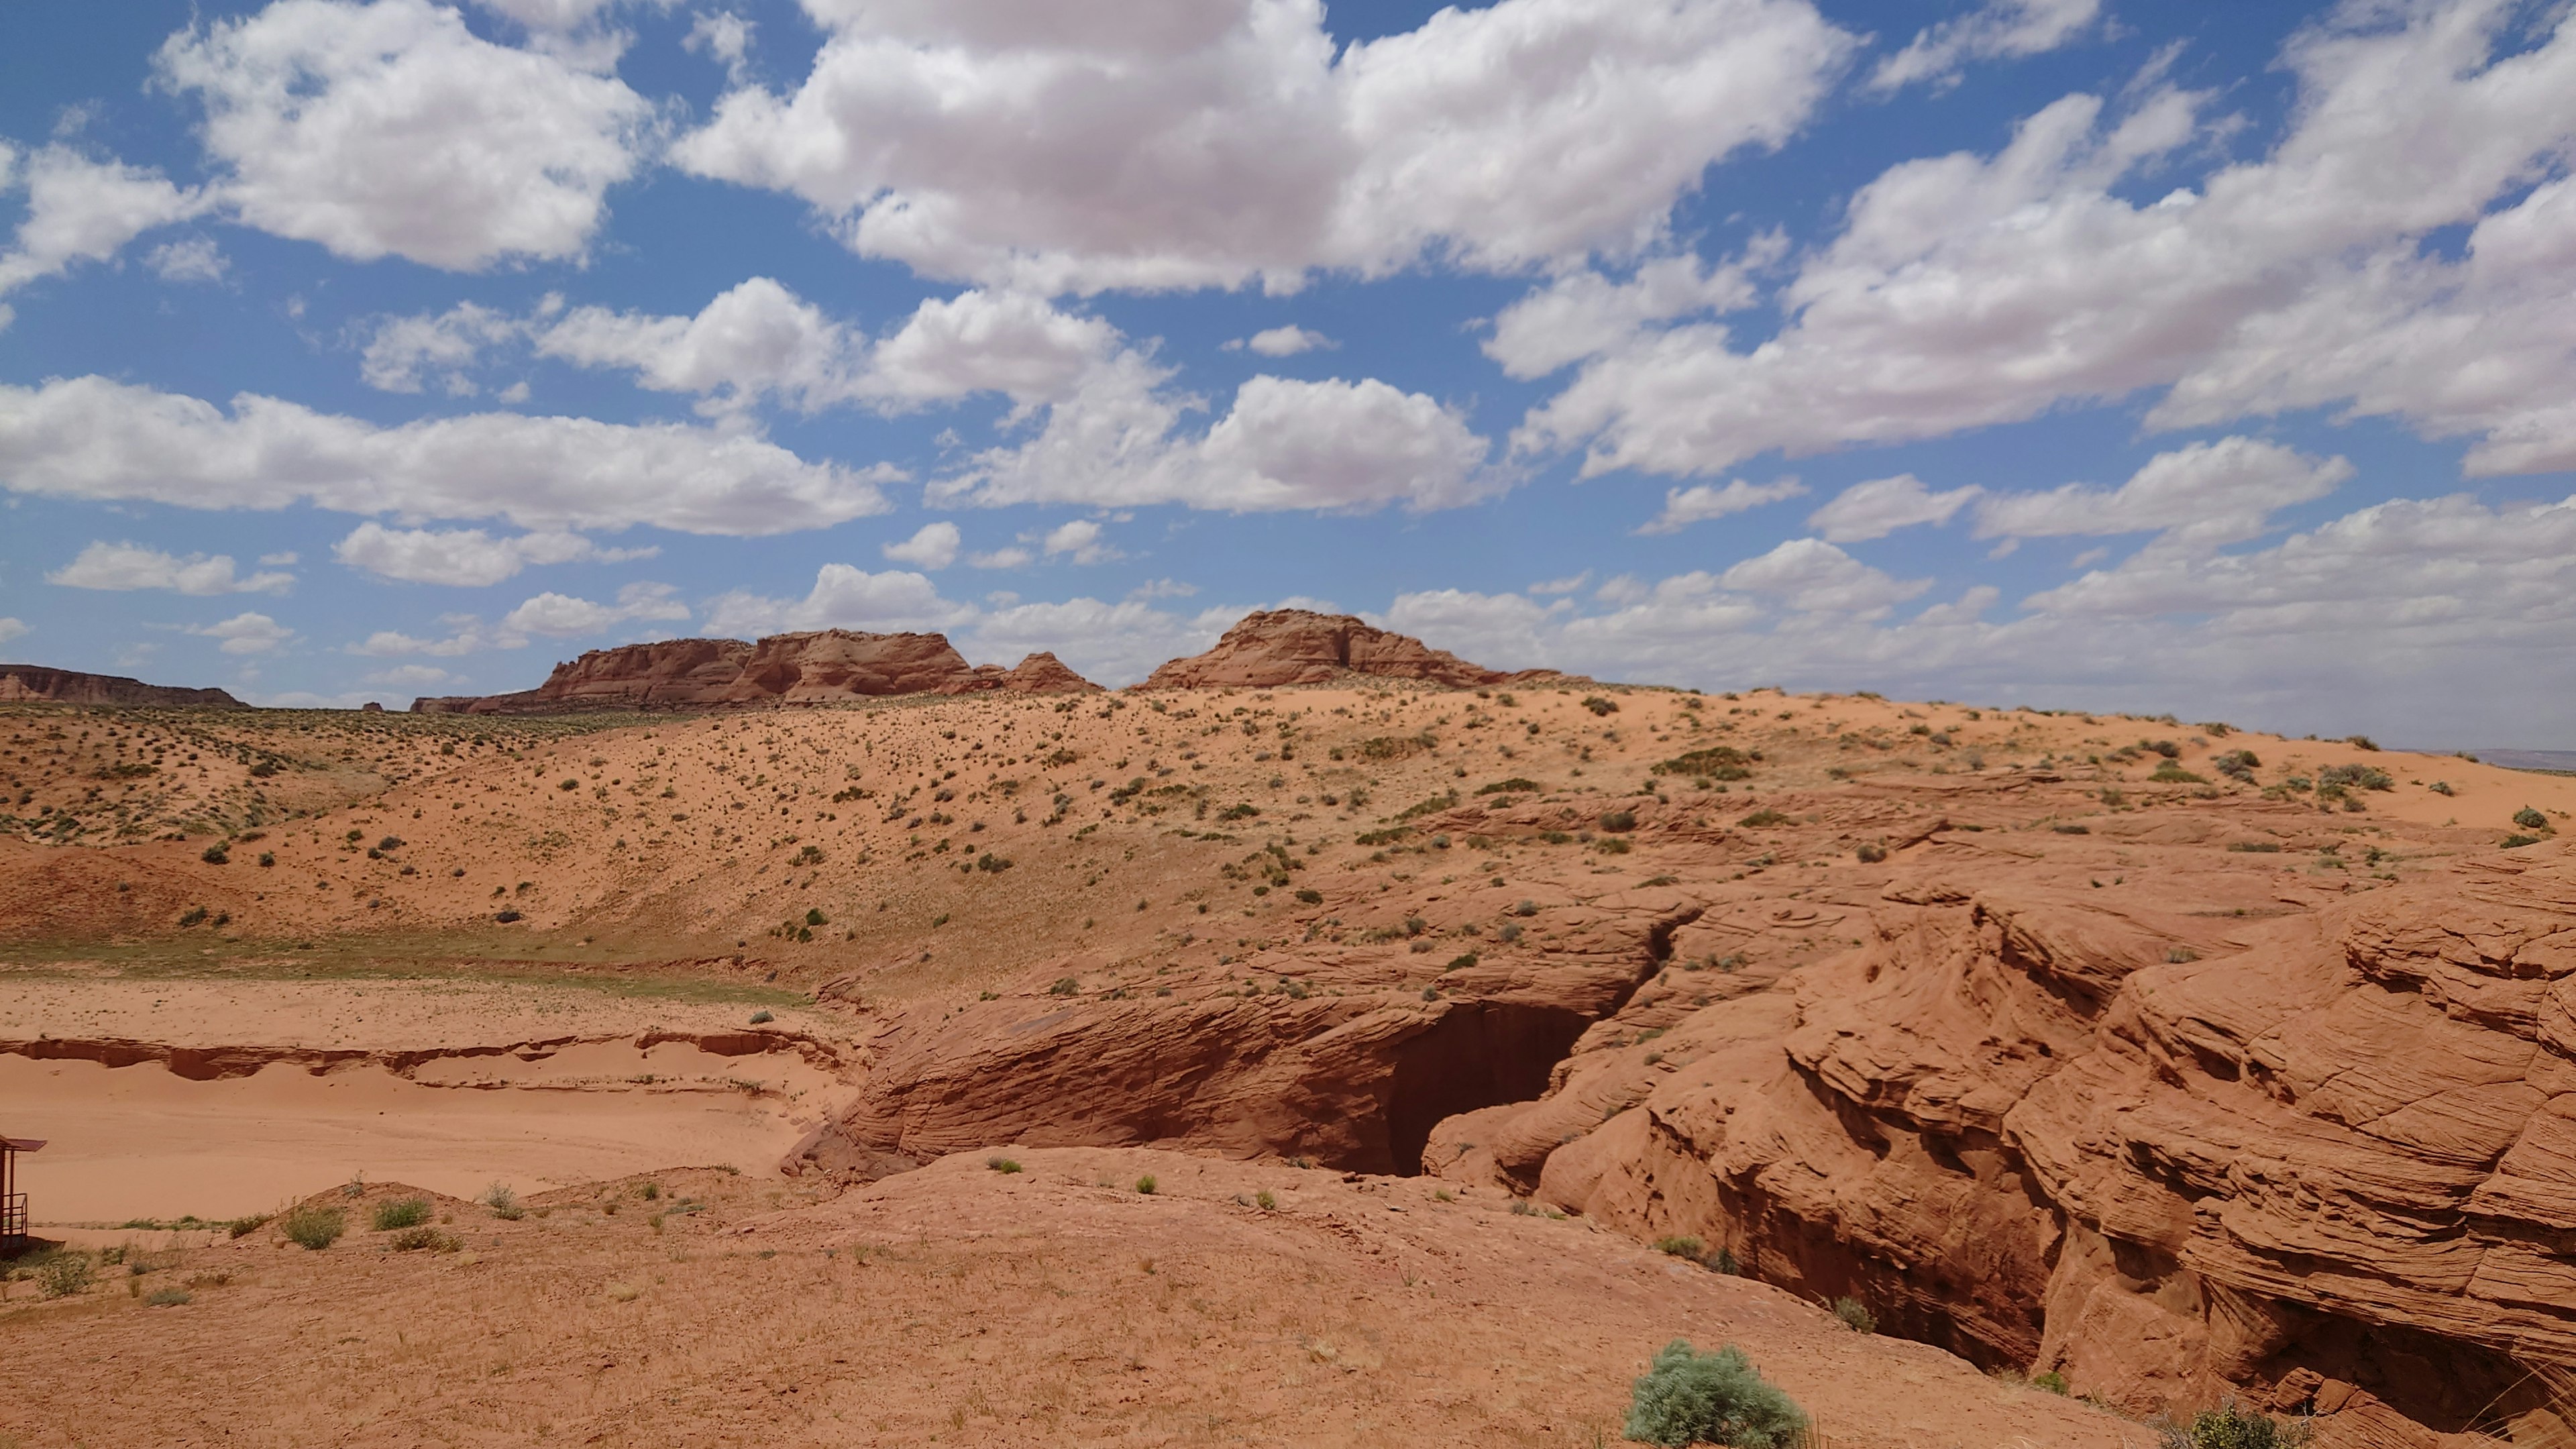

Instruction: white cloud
[938,370,1497,513]
[499,580,690,636]
[1869,0,2102,94]
[348,614,520,657]
[0,617,28,647]
[0,376,898,535]
[1519,5,2576,484]
[48,541,294,596]
[1040,517,1119,564]
[969,594,1225,685]
[360,302,521,394]
[155,0,653,270]
[1807,474,1980,543]
[704,564,977,637]
[670,0,1851,292]
[332,521,656,586]
[1485,244,1774,380]
[145,235,229,283]
[1228,325,1334,357]
[1127,578,1196,600]
[968,546,1033,570]
[258,551,300,566]
[1973,437,2353,549]
[189,610,294,655]
[0,146,210,303]
[1637,477,1805,535]
[683,10,755,85]
[1528,572,1589,596]
[881,521,961,570]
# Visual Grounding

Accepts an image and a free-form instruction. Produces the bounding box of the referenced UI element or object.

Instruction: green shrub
[2428,780,2454,796]
[1254,1189,1277,1210]
[1832,1296,1876,1333]
[1599,810,1637,833]
[1653,747,1754,780]
[1582,696,1618,716]
[227,1213,270,1239]
[2318,763,2393,792]
[370,1197,431,1231]
[748,1009,774,1024]
[146,1287,193,1307]
[282,1204,346,1250]
[2226,841,2281,853]
[2149,761,2206,784]
[2155,1400,2311,1449]
[1739,810,1788,828]
[1134,1175,1157,1195]
[2514,806,2550,831]
[1654,1236,1704,1260]
[1294,888,1322,904]
[2504,834,2543,849]
[1855,841,1888,863]
[389,1226,460,1252]
[37,1253,95,1299]
[1049,976,1079,996]
[1623,1340,1807,1448]
[482,1183,524,1220]
[987,1156,1022,1174]
[201,844,230,865]
[1477,777,1543,795]
[2213,749,2261,780]
[2032,1370,2068,1395]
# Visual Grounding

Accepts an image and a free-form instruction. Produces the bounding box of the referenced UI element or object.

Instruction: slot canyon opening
[1383,1002,1591,1175]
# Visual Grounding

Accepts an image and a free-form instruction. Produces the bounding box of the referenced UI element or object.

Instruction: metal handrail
[0,1191,25,1242]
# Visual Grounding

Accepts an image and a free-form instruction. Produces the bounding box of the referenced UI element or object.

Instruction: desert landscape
[3,612,2571,1447]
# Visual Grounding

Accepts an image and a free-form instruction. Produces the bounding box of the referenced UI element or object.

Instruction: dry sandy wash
[4,621,2575,1447]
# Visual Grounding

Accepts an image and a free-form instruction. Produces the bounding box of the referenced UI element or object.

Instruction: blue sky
[3,0,2573,745]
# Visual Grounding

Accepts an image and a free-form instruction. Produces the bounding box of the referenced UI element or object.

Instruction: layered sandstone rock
[413,632,1097,713]
[0,664,244,708]
[1140,609,1572,690]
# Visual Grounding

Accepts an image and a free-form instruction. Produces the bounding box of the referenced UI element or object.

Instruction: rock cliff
[0,665,246,708]
[1140,609,1573,690]
[413,632,1097,713]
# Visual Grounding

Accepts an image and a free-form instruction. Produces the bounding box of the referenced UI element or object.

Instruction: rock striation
[412,632,1098,713]
[0,665,245,708]
[1140,609,1573,690]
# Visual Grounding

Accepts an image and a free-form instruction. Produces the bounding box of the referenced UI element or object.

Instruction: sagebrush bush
[1624,1340,1807,1448]
[370,1197,431,1231]
[1833,1296,1876,1333]
[282,1204,345,1250]
[37,1252,95,1299]
[2155,1400,2310,1449]
[2514,806,2550,831]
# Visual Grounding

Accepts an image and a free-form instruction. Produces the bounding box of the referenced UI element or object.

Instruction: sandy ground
[0,1149,2152,1449]
[0,977,858,1221]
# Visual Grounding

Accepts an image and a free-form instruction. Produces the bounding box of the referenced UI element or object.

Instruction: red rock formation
[413,632,1098,713]
[0,664,245,708]
[1140,609,1572,690]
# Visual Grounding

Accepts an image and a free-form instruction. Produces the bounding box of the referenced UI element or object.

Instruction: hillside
[3,614,2573,1447]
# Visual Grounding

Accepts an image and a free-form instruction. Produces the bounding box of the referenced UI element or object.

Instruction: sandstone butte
[5,616,2575,1448]
[410,631,1102,713]
[1141,607,1584,690]
[0,663,244,708]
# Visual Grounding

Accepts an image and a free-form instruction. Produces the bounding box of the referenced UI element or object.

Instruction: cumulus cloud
[1869,0,2102,94]
[1485,244,1774,380]
[1040,517,1119,564]
[363,661,458,686]
[702,564,978,637]
[144,235,229,282]
[332,522,655,586]
[1636,477,1805,535]
[940,369,1498,513]
[0,617,28,646]
[500,580,690,636]
[1807,474,1980,543]
[347,615,520,657]
[670,0,1851,292]
[48,541,294,596]
[189,610,294,654]
[881,521,961,570]
[0,376,898,535]
[1518,5,2576,485]
[1973,437,2353,549]
[154,0,653,270]
[1227,325,1334,357]
[968,546,1033,570]
[360,302,524,394]
[0,146,210,307]
[683,10,756,85]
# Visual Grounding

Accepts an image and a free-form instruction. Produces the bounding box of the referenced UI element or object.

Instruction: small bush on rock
[1623,1340,1807,1448]
[370,1197,430,1231]
[2155,1400,2311,1449]
[282,1205,345,1250]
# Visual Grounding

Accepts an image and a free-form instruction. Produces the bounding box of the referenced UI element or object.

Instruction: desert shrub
[389,1226,460,1252]
[2318,763,2393,792]
[2051,823,2090,835]
[201,844,230,865]
[145,1287,192,1307]
[1599,810,1637,833]
[257,851,275,867]
[482,1183,524,1220]
[987,1156,1022,1173]
[1654,1236,1704,1260]
[1597,837,1632,856]
[1477,777,1543,795]
[1294,888,1322,904]
[2226,841,2282,853]
[2514,806,2551,830]
[2213,749,2261,780]
[1582,696,1619,716]
[2165,946,2200,963]
[227,1214,270,1239]
[2346,735,2379,751]
[1653,747,1754,781]
[2155,1401,2310,1449]
[1832,1296,1877,1333]
[1134,1175,1158,1195]
[2428,780,2455,796]
[494,908,523,923]
[1254,1189,1277,1210]
[1855,841,1888,863]
[37,1253,95,1299]
[2504,834,2543,849]
[2032,1370,2069,1394]
[2149,761,2206,784]
[1739,810,1789,828]
[1623,1340,1808,1448]
[558,777,578,790]
[282,1204,346,1250]
[370,1197,431,1231]
[1514,899,1538,916]
[1049,976,1079,996]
